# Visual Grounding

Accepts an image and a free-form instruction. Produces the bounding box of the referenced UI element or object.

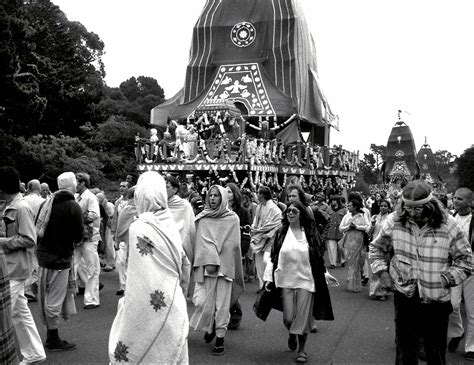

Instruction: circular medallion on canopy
[395,150,405,158]
[231,22,256,47]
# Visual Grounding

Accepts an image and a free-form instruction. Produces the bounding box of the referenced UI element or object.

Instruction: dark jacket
[234,205,252,257]
[326,207,347,240]
[269,224,334,321]
[36,190,83,270]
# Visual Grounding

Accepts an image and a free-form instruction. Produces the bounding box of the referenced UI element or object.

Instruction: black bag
[253,285,282,321]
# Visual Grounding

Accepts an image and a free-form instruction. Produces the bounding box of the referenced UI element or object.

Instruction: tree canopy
[1,0,105,136]
[456,146,474,191]
[0,0,163,193]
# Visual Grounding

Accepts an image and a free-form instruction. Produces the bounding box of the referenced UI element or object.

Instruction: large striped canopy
[151,0,336,130]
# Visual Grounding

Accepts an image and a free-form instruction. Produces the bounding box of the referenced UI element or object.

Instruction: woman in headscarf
[190,185,244,356]
[108,172,190,363]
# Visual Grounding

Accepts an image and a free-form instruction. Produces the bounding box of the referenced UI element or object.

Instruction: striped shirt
[369,212,472,303]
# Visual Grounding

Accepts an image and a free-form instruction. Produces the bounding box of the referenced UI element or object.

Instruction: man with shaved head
[40,182,51,199]
[23,179,45,302]
[24,179,45,219]
[447,187,474,360]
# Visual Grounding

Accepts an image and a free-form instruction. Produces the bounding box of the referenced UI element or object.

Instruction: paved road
[28,265,471,364]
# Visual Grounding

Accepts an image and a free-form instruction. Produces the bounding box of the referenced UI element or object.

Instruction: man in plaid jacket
[370,180,472,364]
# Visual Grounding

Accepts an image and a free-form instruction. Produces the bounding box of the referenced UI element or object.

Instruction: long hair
[226,182,243,209]
[397,180,447,229]
[398,198,447,229]
[282,201,314,231]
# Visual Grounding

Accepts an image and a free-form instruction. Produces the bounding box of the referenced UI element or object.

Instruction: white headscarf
[134,171,168,215]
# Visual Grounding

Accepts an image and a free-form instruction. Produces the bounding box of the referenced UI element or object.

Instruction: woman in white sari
[108,171,190,364]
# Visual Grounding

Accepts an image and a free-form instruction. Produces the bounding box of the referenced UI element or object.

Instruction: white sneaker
[20,356,46,365]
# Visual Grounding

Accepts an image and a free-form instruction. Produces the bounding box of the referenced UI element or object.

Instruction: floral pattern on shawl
[108,172,190,364]
[113,341,129,362]
[136,235,153,256]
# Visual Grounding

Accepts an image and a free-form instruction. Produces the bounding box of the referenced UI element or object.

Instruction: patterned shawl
[109,172,190,363]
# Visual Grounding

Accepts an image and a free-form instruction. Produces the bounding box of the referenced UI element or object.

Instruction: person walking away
[24,179,45,302]
[190,185,244,356]
[0,166,46,364]
[96,192,115,272]
[36,172,83,351]
[165,175,196,267]
[113,187,137,296]
[447,187,474,360]
[370,180,473,364]
[74,172,101,309]
[109,172,190,363]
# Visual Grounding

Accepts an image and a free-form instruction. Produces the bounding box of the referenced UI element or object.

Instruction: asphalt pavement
[27,264,472,364]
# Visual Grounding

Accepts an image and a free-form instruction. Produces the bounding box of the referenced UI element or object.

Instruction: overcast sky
[53,0,474,157]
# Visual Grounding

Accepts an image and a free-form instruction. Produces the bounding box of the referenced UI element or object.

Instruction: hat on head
[57,172,77,190]
[402,180,433,206]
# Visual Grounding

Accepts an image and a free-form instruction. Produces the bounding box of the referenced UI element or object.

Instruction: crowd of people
[135,114,360,173]
[1,165,473,364]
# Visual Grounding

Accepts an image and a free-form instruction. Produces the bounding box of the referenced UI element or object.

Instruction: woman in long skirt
[339,199,370,293]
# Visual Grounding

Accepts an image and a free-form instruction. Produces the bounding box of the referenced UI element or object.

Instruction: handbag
[253,284,282,321]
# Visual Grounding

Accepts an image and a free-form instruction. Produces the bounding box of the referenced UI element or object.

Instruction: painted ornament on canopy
[199,63,275,116]
[231,22,256,47]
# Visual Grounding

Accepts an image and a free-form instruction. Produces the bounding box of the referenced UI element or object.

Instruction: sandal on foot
[296,351,308,363]
[212,345,225,356]
[212,337,225,356]
[288,334,297,351]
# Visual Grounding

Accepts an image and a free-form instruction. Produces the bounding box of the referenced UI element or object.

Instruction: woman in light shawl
[190,185,244,356]
[114,186,138,296]
[108,172,190,363]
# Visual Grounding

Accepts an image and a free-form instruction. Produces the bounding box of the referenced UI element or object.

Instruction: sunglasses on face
[286,208,300,215]
[404,205,424,213]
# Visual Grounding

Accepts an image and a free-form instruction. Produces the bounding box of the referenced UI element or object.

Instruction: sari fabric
[340,212,370,292]
[108,172,190,364]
